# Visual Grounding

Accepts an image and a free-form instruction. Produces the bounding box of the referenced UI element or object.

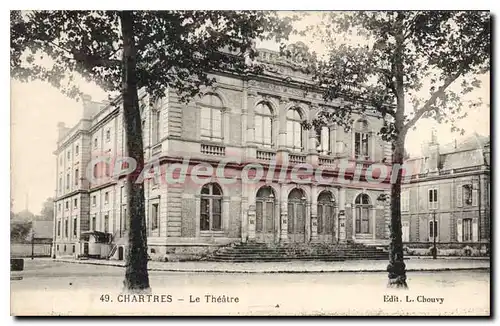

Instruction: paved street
[11,259,490,316]
[52,256,491,273]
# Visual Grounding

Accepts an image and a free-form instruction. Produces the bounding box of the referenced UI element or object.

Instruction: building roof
[405,134,490,176]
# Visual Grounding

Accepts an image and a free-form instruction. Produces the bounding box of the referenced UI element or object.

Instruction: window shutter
[472,189,478,207]
[472,219,478,242]
[456,185,463,208]
[457,219,463,242]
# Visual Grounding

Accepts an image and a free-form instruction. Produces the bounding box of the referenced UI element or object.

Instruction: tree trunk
[120,11,150,293]
[387,134,408,288]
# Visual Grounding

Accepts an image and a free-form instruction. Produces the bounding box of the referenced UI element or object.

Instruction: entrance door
[317,191,336,243]
[355,194,372,236]
[118,246,124,260]
[287,188,306,243]
[255,186,276,243]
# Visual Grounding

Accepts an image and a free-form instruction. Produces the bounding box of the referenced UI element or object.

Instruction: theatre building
[52,48,394,259]
[401,132,490,255]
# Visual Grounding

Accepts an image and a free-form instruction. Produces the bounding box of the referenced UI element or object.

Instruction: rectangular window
[463,218,473,242]
[73,198,78,209]
[428,188,438,210]
[104,214,109,233]
[58,203,61,212]
[355,132,370,159]
[92,195,96,206]
[106,129,111,142]
[461,184,477,207]
[200,198,210,231]
[74,169,79,185]
[401,190,410,212]
[64,218,69,237]
[59,177,62,191]
[57,220,61,236]
[255,115,263,144]
[104,192,109,204]
[65,201,69,210]
[67,151,71,160]
[151,203,159,230]
[429,220,438,239]
[200,107,211,139]
[212,109,222,139]
[66,173,70,190]
[73,217,77,236]
[94,138,98,148]
[75,145,79,156]
[91,215,96,230]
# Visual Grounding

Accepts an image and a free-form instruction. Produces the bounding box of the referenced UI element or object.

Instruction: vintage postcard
[10,9,490,316]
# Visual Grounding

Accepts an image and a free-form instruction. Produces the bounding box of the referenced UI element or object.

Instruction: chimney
[57,122,70,141]
[427,128,440,175]
[81,94,99,119]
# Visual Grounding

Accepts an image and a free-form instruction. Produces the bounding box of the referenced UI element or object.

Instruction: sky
[10,12,490,214]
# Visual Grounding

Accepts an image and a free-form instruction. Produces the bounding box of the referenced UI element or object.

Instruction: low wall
[399,242,490,257]
[11,243,52,258]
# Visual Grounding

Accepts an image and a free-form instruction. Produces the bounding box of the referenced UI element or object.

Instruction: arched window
[317,191,335,235]
[354,118,371,160]
[200,94,223,141]
[355,193,371,234]
[316,126,331,155]
[286,108,303,150]
[255,102,273,147]
[256,186,275,235]
[200,183,223,231]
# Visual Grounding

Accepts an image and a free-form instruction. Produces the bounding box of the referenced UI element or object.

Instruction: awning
[81,231,112,243]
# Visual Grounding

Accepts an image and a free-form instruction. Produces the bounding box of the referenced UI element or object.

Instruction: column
[248,205,256,241]
[222,196,230,234]
[370,131,376,161]
[310,185,318,242]
[330,123,337,156]
[338,186,347,242]
[372,206,377,240]
[246,91,257,158]
[307,128,319,165]
[276,98,289,166]
[305,201,311,243]
[279,183,288,241]
[241,81,248,145]
[241,196,248,243]
[247,183,256,241]
[195,195,201,238]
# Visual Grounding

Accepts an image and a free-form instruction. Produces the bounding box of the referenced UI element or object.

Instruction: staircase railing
[106,230,122,260]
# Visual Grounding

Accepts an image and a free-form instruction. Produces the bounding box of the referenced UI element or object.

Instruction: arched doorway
[317,191,336,242]
[355,193,372,235]
[255,186,277,243]
[288,188,306,243]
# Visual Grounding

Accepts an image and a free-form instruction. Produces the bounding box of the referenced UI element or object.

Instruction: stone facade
[401,132,490,255]
[53,48,393,259]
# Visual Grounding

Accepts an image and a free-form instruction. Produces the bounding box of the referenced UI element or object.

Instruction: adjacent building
[401,132,490,255]
[53,48,395,259]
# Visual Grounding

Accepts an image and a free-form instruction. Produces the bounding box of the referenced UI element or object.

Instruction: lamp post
[432,209,437,259]
[472,175,481,243]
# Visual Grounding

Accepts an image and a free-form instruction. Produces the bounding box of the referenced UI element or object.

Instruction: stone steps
[207,242,388,262]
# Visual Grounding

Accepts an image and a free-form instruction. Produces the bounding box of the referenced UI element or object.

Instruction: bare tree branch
[403,69,464,132]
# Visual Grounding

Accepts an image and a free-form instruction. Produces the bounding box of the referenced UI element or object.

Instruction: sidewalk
[54,257,490,273]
